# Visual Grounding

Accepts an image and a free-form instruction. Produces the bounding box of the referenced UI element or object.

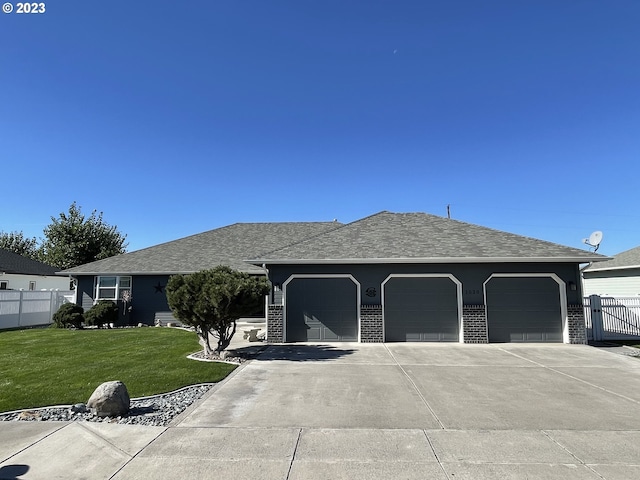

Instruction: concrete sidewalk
[2,343,640,479]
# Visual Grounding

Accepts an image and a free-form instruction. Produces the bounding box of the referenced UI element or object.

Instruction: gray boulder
[87,381,130,417]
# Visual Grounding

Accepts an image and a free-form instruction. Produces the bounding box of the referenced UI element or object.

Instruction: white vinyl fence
[0,290,75,330]
[584,295,640,341]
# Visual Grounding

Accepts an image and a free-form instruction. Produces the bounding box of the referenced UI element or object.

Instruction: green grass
[0,327,236,413]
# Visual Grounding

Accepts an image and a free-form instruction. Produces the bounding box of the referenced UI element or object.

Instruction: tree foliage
[38,202,127,269]
[52,303,84,329]
[0,231,39,259]
[85,300,119,328]
[166,266,270,354]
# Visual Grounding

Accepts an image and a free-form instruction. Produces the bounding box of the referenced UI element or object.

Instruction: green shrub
[52,303,84,329]
[85,300,119,328]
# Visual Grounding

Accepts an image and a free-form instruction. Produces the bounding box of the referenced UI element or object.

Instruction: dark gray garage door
[486,277,563,343]
[384,277,459,342]
[285,278,358,342]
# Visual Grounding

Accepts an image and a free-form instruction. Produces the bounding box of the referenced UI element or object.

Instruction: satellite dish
[583,231,603,252]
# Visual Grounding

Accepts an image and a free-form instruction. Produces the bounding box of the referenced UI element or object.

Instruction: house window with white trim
[0,281,7,290]
[29,281,36,291]
[95,276,132,300]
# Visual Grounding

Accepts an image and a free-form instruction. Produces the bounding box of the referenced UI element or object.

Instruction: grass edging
[0,328,237,412]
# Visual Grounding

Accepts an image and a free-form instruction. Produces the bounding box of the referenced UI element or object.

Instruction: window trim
[95,275,132,301]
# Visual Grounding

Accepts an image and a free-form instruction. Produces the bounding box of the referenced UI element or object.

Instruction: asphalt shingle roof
[250,211,607,263]
[583,245,640,272]
[60,222,341,275]
[0,249,59,275]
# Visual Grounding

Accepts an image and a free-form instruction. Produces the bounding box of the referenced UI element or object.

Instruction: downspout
[263,263,269,341]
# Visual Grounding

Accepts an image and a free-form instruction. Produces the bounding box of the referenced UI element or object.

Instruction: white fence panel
[0,291,75,330]
[584,295,640,341]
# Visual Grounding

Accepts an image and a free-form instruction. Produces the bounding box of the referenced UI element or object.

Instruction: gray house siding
[75,274,172,326]
[268,263,583,306]
[266,262,585,344]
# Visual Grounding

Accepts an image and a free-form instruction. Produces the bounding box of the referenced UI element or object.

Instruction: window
[0,281,7,290]
[95,276,132,300]
[29,281,36,291]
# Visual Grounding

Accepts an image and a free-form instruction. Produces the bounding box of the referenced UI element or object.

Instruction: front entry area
[383,275,461,342]
[284,277,359,342]
[485,276,564,343]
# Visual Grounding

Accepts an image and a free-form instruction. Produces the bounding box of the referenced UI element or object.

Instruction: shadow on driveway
[229,344,356,362]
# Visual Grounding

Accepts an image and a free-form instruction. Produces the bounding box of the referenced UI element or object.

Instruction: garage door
[486,277,563,343]
[285,277,358,342]
[384,276,460,342]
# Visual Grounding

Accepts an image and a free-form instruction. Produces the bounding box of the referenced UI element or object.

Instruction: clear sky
[2,1,638,257]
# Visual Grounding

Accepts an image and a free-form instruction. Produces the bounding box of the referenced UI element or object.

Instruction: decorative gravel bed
[0,346,267,426]
[0,384,214,427]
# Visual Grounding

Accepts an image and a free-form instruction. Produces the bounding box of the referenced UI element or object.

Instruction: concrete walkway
[2,343,640,479]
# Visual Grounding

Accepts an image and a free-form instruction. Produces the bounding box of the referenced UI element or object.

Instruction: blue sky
[1,1,638,256]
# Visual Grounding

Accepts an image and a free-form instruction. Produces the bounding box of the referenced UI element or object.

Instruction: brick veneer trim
[567,304,587,345]
[463,304,488,344]
[361,304,383,343]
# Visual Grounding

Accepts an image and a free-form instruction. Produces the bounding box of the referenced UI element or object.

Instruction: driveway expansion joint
[541,430,607,480]
[384,344,446,429]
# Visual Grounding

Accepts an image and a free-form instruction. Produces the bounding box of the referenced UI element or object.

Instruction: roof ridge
[247,211,391,260]
[250,221,345,259]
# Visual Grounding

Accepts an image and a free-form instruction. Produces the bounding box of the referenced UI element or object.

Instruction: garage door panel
[487,277,563,343]
[384,277,459,342]
[286,278,358,342]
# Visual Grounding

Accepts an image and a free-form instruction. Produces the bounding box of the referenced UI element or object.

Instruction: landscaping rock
[87,381,130,417]
[71,403,88,413]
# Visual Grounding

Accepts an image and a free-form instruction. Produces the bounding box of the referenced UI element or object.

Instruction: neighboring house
[582,245,640,297]
[0,248,70,291]
[59,221,342,325]
[249,211,607,345]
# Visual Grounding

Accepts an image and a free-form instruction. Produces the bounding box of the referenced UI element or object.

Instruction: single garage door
[285,277,358,342]
[486,276,563,343]
[384,276,460,342]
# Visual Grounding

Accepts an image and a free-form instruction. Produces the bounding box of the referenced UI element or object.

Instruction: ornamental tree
[165,266,270,354]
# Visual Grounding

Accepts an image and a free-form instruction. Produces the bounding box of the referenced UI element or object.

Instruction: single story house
[59,221,341,325]
[249,212,607,344]
[0,248,70,292]
[61,211,607,344]
[582,245,640,297]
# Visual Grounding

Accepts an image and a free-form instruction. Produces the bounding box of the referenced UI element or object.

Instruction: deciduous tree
[0,231,39,259]
[39,202,127,269]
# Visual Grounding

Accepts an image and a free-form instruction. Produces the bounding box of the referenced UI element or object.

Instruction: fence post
[17,290,24,328]
[49,291,56,324]
[590,294,603,341]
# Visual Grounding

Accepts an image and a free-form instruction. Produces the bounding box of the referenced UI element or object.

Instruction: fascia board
[58,268,267,276]
[583,264,640,273]
[247,256,610,265]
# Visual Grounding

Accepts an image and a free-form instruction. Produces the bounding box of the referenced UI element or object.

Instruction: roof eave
[248,256,609,265]
[58,268,267,276]
[583,264,640,273]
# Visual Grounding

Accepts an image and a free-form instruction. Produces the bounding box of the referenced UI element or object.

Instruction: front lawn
[0,327,236,413]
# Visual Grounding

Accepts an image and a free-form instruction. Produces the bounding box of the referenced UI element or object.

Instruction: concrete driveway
[2,343,640,479]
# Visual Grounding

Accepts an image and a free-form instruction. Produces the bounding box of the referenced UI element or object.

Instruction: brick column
[463,305,488,343]
[360,305,383,343]
[567,304,587,344]
[267,304,283,343]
